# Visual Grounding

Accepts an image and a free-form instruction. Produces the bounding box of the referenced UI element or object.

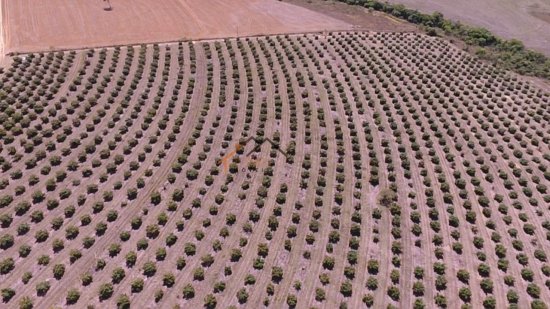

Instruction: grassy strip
[337,0,550,79]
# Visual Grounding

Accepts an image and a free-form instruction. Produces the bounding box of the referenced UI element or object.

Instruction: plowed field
[1,0,351,54]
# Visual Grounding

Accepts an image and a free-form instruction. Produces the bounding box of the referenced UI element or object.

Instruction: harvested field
[0,32,549,309]
[384,0,550,56]
[0,0,351,54]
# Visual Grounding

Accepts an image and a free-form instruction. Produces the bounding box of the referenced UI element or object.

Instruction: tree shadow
[103,0,113,11]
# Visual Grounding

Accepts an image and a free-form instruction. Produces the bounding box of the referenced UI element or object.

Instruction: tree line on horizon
[337,0,550,79]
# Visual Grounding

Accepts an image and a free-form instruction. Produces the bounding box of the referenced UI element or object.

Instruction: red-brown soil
[0,32,549,308]
[1,0,351,54]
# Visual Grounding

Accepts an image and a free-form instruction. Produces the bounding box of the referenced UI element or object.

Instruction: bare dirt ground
[0,32,549,309]
[384,0,550,55]
[1,0,351,54]
[1,2,550,309]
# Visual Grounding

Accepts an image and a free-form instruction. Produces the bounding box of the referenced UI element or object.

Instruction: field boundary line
[7,29,416,56]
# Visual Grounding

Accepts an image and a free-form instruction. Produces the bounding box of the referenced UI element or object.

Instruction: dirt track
[1,0,351,54]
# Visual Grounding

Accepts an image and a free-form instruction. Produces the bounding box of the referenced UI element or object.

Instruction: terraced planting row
[0,32,549,308]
